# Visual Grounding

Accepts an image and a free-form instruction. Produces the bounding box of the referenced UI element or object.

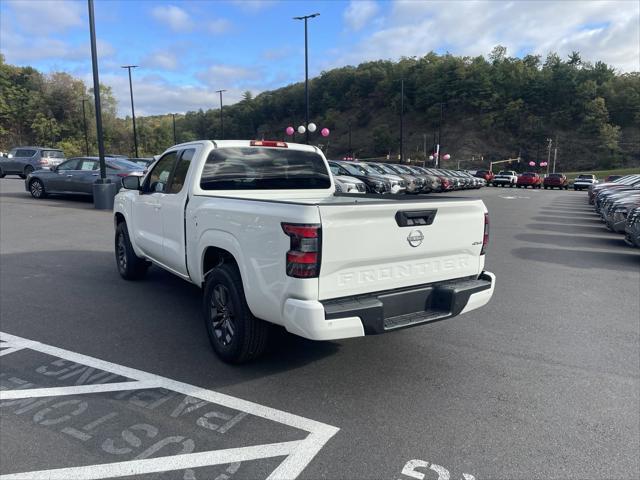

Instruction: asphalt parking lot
[1,177,639,480]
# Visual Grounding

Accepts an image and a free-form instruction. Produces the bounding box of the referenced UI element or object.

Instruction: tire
[565,185,569,190]
[203,263,269,364]
[0,166,5,178]
[544,186,548,189]
[115,222,149,280]
[28,178,47,199]
[510,183,514,188]
[24,165,34,176]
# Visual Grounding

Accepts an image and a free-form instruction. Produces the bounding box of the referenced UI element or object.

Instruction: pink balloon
[285,126,294,136]
[540,162,548,166]
[321,128,330,137]
[443,154,451,160]
[529,161,536,166]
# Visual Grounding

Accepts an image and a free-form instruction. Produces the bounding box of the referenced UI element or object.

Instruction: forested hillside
[1,48,638,171]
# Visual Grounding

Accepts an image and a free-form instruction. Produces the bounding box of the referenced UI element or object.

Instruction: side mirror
[121,175,141,190]
[51,165,58,173]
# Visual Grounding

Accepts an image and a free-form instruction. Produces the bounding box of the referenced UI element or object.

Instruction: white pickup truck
[492,170,518,187]
[114,140,495,363]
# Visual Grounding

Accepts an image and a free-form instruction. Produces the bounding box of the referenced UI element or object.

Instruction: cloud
[343,0,379,31]
[207,18,233,34]
[196,64,261,88]
[94,72,253,116]
[6,0,83,34]
[142,51,178,70]
[230,0,277,13]
[151,5,191,32]
[331,0,639,72]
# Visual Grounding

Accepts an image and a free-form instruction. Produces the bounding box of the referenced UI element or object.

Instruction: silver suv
[0,147,66,178]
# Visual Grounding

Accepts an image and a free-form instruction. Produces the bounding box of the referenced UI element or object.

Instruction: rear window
[107,159,142,170]
[549,173,563,178]
[498,171,512,175]
[200,147,331,190]
[578,174,595,179]
[41,150,64,158]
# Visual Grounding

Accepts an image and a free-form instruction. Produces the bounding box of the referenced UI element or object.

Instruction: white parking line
[0,331,339,480]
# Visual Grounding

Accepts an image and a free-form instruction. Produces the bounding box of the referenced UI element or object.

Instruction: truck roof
[166,139,321,154]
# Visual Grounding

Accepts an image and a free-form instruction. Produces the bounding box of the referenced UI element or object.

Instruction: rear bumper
[282,272,495,340]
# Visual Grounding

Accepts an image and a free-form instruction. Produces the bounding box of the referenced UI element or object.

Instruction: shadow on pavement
[539,209,599,217]
[511,246,640,271]
[515,232,632,251]
[526,223,611,235]
[531,216,604,224]
[0,250,339,385]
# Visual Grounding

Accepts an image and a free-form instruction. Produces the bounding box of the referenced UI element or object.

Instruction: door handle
[66,175,73,177]
[92,173,99,176]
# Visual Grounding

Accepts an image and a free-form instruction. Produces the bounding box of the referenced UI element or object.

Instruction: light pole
[88,0,116,210]
[171,113,177,144]
[400,78,404,163]
[293,12,320,144]
[546,137,553,175]
[121,65,139,157]
[81,98,89,155]
[215,89,226,139]
[348,120,352,158]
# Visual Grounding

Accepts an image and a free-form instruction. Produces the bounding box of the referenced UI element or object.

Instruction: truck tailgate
[318,198,485,300]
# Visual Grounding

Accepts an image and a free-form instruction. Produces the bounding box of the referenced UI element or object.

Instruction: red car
[517,172,542,189]
[475,170,494,182]
[543,173,569,190]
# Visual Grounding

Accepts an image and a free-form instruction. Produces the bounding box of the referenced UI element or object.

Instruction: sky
[1,0,639,117]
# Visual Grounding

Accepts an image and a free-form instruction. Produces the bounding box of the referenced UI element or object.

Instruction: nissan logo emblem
[407,230,424,247]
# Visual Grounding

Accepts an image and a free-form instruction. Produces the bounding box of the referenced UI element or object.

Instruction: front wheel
[29,178,47,199]
[0,166,5,178]
[115,222,149,280]
[203,263,269,364]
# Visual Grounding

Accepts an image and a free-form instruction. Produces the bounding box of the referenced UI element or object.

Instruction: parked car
[605,175,623,182]
[492,170,518,187]
[359,162,416,193]
[130,157,155,170]
[25,157,144,199]
[328,163,367,194]
[114,139,495,363]
[604,194,640,233]
[594,178,640,213]
[328,161,390,194]
[624,206,640,247]
[408,166,441,192]
[573,174,598,191]
[543,173,569,190]
[475,170,494,183]
[423,168,453,191]
[517,172,542,189]
[588,175,640,204]
[382,163,428,193]
[0,147,65,178]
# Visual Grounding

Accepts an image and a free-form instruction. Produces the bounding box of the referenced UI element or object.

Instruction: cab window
[147,152,178,193]
[168,149,194,194]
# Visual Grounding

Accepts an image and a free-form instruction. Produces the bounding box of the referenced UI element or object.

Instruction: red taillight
[38,159,48,165]
[250,140,288,148]
[481,213,489,255]
[282,223,321,278]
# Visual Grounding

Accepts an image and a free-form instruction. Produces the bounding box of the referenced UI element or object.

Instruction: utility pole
[399,79,404,163]
[546,137,553,175]
[121,65,139,157]
[423,133,427,162]
[293,13,320,144]
[436,102,444,167]
[81,98,89,155]
[552,136,558,173]
[215,89,226,139]
[171,113,177,144]
[348,120,352,158]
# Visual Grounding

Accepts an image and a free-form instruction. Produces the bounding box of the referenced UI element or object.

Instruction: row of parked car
[328,161,485,194]
[473,170,611,190]
[588,174,640,248]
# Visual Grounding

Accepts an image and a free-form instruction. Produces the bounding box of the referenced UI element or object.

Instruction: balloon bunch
[285,123,330,137]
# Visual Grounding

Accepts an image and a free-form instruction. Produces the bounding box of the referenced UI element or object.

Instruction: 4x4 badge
[407,230,424,247]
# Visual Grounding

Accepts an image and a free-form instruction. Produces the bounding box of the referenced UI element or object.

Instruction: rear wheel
[24,165,34,177]
[0,166,5,178]
[203,263,269,364]
[115,222,149,280]
[28,178,47,199]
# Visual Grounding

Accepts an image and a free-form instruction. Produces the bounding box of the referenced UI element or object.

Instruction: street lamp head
[293,13,320,20]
